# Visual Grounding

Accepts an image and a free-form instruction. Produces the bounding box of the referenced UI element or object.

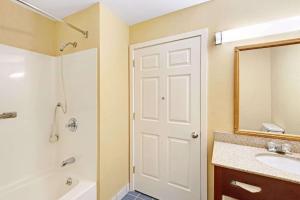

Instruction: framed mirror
[234,38,300,141]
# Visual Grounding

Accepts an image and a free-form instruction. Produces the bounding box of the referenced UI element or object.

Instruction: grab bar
[0,112,17,120]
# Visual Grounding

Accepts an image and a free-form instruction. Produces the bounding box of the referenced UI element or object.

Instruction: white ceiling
[22,0,99,19]
[101,0,210,25]
[19,0,210,25]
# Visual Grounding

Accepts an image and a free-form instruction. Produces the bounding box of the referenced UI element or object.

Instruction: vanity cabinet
[214,166,300,200]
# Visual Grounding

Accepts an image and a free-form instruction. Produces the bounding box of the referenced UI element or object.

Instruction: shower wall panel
[0,44,57,188]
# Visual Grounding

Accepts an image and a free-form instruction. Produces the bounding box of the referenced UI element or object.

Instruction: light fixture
[215,16,300,45]
[9,72,25,79]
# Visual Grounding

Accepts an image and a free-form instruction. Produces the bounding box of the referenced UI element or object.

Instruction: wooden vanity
[214,166,300,200]
[212,140,300,200]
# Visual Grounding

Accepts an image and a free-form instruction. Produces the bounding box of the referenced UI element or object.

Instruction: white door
[134,36,201,200]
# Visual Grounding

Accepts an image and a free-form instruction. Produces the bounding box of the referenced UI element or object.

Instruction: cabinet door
[214,166,300,200]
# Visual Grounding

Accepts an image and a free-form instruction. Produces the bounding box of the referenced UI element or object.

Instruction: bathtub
[0,170,96,200]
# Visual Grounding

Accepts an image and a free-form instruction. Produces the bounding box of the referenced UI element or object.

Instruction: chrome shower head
[60,42,78,52]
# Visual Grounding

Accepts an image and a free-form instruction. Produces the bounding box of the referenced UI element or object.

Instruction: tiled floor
[122,191,157,200]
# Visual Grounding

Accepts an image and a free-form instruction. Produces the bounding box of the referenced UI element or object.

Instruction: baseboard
[111,183,129,200]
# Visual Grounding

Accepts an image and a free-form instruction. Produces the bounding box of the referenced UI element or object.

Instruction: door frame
[129,29,208,200]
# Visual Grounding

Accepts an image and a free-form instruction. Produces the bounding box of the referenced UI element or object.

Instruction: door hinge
[133,112,136,120]
[133,166,136,174]
[133,60,135,68]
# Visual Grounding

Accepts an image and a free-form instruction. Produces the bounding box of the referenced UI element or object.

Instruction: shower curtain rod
[15,0,88,38]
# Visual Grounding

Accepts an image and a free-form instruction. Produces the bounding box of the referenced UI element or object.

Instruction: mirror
[234,38,300,140]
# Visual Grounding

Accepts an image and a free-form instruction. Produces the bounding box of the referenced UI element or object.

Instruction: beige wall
[271,45,300,135]
[55,4,100,56]
[99,5,129,200]
[129,0,300,199]
[240,49,272,130]
[0,0,56,55]
[0,0,99,56]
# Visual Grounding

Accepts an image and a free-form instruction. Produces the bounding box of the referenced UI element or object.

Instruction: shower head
[60,42,77,52]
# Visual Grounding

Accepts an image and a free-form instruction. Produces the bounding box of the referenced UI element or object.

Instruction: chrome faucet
[266,142,292,154]
[61,157,76,167]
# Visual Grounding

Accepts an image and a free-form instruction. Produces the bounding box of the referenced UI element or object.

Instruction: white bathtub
[0,170,96,200]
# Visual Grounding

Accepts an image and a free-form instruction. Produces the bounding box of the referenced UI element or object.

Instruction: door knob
[191,132,199,139]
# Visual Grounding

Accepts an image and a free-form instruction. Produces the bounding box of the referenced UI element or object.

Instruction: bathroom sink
[256,153,300,176]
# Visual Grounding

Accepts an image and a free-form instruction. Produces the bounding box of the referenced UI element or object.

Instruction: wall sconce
[215,16,300,45]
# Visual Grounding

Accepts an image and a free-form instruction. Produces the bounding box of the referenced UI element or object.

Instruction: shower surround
[0,44,97,200]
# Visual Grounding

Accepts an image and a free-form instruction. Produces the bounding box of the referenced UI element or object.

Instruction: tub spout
[61,157,76,167]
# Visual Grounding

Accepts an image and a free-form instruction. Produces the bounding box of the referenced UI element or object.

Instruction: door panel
[141,77,160,121]
[167,74,191,124]
[141,54,160,71]
[134,36,201,200]
[141,133,160,180]
[168,48,191,67]
[168,137,191,190]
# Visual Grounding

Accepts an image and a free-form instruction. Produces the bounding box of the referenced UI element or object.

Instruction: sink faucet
[266,142,292,154]
[61,157,76,167]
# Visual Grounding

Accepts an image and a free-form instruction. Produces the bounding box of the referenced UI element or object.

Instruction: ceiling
[19,0,210,25]
[101,0,210,25]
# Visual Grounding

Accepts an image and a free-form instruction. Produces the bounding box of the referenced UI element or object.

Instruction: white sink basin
[256,153,300,176]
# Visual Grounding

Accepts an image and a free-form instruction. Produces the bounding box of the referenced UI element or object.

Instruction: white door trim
[129,29,208,200]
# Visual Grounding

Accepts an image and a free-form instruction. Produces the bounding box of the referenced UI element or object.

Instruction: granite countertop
[212,141,300,184]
